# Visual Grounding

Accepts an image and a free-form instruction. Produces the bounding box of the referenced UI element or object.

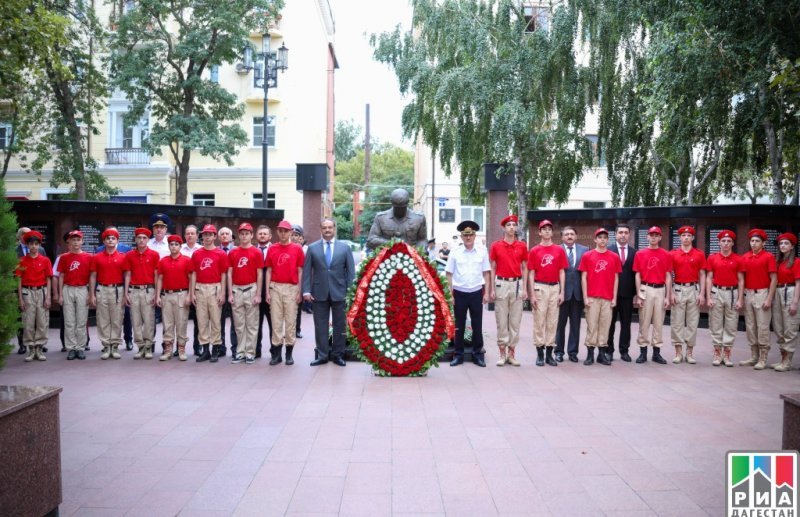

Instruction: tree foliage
[108,0,283,204]
[335,119,363,162]
[0,179,19,367]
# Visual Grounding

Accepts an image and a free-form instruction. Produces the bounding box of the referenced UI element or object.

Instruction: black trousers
[453,288,484,357]
[295,304,302,333]
[256,299,273,354]
[555,297,583,356]
[607,296,634,355]
[220,300,238,352]
[313,297,346,360]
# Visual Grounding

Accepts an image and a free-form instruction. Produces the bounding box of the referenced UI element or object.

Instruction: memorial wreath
[347,240,455,376]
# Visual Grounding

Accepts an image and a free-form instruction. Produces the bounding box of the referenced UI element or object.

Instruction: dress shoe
[568,353,579,363]
[597,349,611,365]
[295,331,302,339]
[76,350,86,360]
[67,349,77,360]
[18,345,27,355]
[310,358,329,366]
[42,346,48,353]
[61,345,67,352]
[620,353,632,362]
[555,351,564,363]
[332,357,346,367]
[450,356,464,367]
[125,340,133,351]
[472,356,486,367]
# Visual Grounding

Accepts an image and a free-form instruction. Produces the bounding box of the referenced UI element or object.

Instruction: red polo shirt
[16,254,53,287]
[229,246,265,286]
[707,252,743,287]
[192,247,228,284]
[741,250,777,290]
[777,259,800,285]
[57,252,92,286]
[157,254,194,290]
[670,247,706,283]
[527,244,568,283]
[91,250,128,285]
[265,243,305,284]
[578,249,622,300]
[125,248,160,285]
[633,247,673,284]
[490,239,528,278]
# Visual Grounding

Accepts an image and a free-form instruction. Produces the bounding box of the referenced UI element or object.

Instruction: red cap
[647,226,662,235]
[167,235,183,245]
[538,219,553,229]
[64,230,83,241]
[101,228,120,240]
[23,230,43,243]
[748,228,767,241]
[200,224,217,235]
[277,220,293,231]
[500,215,519,227]
[717,230,736,241]
[134,227,152,238]
[777,232,798,246]
[594,228,609,237]
[677,226,695,236]
[238,222,254,232]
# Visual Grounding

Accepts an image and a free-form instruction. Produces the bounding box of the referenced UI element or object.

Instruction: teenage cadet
[705,230,744,366]
[578,228,622,365]
[89,228,129,360]
[156,235,195,361]
[489,215,528,366]
[124,227,160,360]
[632,226,673,364]
[218,226,237,357]
[669,226,706,364]
[57,230,92,361]
[16,231,53,362]
[446,220,491,367]
[527,219,568,367]
[265,220,304,365]
[255,225,273,359]
[740,228,778,370]
[192,225,228,363]
[228,222,264,364]
[771,233,800,372]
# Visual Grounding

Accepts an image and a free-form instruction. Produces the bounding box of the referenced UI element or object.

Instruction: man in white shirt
[147,213,171,259]
[446,220,491,367]
[180,224,202,355]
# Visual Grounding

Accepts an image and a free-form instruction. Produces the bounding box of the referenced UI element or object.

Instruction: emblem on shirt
[69,260,81,271]
[200,258,213,270]
[237,257,249,268]
[277,253,290,267]
[594,260,608,273]
[541,254,555,267]
[647,257,660,270]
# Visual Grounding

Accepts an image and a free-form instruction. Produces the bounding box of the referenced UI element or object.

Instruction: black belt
[714,285,736,290]
[162,288,188,294]
[22,285,46,290]
[535,281,558,286]
[234,285,253,292]
[643,282,665,288]
[675,282,697,287]
[778,283,794,288]
[129,284,154,290]
[746,288,768,293]
[99,283,122,287]
[497,276,521,282]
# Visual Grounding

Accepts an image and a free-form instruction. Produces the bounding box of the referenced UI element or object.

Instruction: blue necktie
[568,246,574,267]
[325,241,332,267]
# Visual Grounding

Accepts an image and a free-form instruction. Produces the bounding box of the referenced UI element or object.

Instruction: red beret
[101,229,120,240]
[167,235,183,245]
[717,230,736,241]
[748,228,767,241]
[648,226,662,235]
[134,227,152,238]
[677,226,695,236]
[594,228,609,237]
[538,219,553,229]
[777,232,797,246]
[500,215,519,227]
[23,230,43,243]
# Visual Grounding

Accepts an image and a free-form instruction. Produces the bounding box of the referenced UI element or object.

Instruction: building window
[523,5,549,33]
[210,65,219,83]
[439,208,455,223]
[585,135,606,167]
[192,193,215,206]
[122,125,134,148]
[583,201,605,208]
[460,206,485,230]
[253,116,276,147]
[252,193,276,209]
[0,123,11,149]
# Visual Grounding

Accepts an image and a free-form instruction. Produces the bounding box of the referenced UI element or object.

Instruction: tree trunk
[175,149,191,204]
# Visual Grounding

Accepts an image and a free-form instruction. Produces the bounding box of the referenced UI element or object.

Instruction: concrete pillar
[486,190,510,245]
[302,191,323,243]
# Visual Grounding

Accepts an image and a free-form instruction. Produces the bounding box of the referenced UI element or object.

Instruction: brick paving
[3,309,798,516]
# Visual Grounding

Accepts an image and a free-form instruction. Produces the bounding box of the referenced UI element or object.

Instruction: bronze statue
[366,188,427,250]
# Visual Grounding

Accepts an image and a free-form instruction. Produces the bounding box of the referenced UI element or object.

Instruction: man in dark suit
[302,218,355,366]
[555,226,589,362]
[606,223,637,362]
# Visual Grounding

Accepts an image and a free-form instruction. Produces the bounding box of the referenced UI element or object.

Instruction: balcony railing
[105,148,150,165]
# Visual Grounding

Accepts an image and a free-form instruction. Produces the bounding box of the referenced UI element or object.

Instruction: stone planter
[781,392,800,451]
[0,386,63,517]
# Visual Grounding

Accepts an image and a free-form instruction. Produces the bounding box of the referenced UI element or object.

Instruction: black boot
[652,347,667,364]
[269,345,283,366]
[285,345,294,366]
[597,347,611,365]
[209,345,220,363]
[583,347,595,365]
[635,347,648,364]
[196,344,211,363]
[535,346,545,367]
[545,346,558,366]
[193,343,200,356]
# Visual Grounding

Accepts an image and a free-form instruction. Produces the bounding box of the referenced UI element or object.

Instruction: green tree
[0,179,19,367]
[335,119,363,162]
[371,0,592,228]
[108,0,283,204]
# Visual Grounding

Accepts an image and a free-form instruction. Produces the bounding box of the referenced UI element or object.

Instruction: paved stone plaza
[3,309,797,516]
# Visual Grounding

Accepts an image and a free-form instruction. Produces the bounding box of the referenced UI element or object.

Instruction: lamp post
[243,35,288,209]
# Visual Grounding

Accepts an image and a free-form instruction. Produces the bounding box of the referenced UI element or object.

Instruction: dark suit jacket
[563,243,589,301]
[302,239,355,302]
[608,242,637,297]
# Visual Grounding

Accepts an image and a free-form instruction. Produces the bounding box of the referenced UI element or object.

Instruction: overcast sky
[329,0,413,148]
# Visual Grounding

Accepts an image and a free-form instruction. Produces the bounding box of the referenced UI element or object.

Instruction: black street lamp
[242,35,288,209]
